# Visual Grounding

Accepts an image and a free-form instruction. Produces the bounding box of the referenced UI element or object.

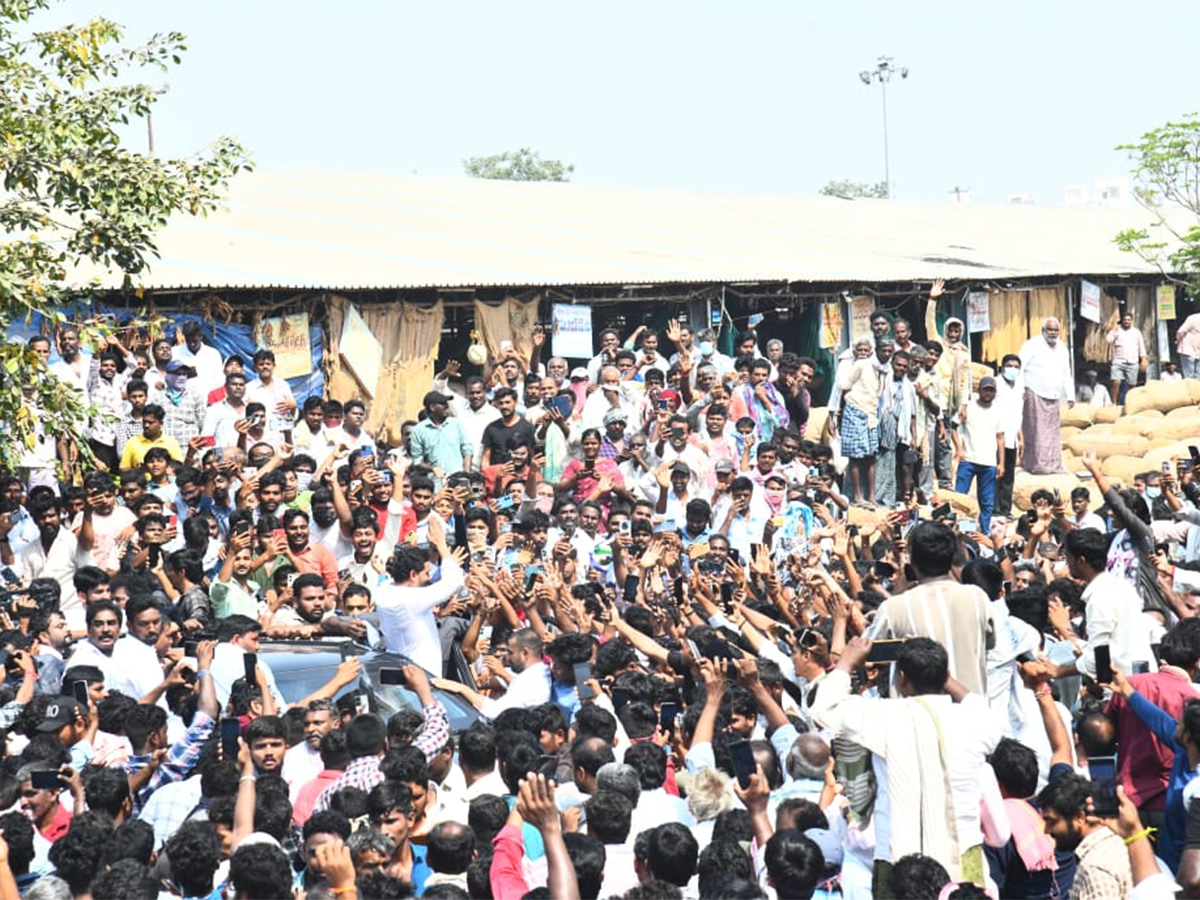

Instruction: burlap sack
[1144,417,1200,443]
[808,407,830,439]
[1065,433,1148,460]
[934,488,980,517]
[1111,414,1166,437]
[1102,454,1148,484]
[1165,405,1200,420]
[1060,403,1096,428]
[1061,427,1083,443]
[1012,472,1096,510]
[1124,381,1194,415]
[1094,406,1123,424]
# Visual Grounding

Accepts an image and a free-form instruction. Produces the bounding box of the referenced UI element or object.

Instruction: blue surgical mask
[699,341,714,357]
[1146,487,1162,500]
[1002,367,1019,383]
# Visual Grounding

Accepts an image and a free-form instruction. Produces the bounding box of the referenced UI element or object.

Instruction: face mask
[312,508,338,529]
[764,488,787,513]
[1146,487,1162,500]
[295,472,314,492]
[699,341,714,357]
[1003,367,1019,383]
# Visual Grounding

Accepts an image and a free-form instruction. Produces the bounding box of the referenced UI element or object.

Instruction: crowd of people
[0,303,1195,900]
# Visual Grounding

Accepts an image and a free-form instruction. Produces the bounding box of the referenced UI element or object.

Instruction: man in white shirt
[1075,370,1113,408]
[994,354,1024,519]
[1055,527,1156,681]
[374,521,465,676]
[951,377,1006,533]
[4,495,92,626]
[49,325,92,401]
[202,372,249,445]
[1018,318,1073,475]
[173,321,226,398]
[244,349,297,434]
[1070,487,1107,533]
[283,699,336,799]
[440,629,551,719]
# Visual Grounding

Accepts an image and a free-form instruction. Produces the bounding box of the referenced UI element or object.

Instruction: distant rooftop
[98,170,1170,292]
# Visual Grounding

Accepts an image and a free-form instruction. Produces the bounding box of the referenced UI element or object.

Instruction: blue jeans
[1182,355,1200,380]
[955,460,996,533]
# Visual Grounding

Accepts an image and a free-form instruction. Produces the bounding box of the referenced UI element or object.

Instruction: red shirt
[40,803,73,843]
[1106,666,1200,809]
[293,769,343,827]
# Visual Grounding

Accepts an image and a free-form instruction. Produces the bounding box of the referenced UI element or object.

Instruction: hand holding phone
[220,719,241,760]
[1094,644,1113,685]
[728,739,757,789]
[243,652,258,686]
[574,662,596,701]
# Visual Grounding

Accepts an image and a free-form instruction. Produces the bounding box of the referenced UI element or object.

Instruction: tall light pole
[146,84,170,155]
[859,56,908,198]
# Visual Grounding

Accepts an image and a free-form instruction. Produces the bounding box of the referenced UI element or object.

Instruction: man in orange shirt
[278,508,339,597]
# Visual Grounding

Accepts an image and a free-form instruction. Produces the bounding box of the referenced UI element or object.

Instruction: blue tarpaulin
[5,306,323,404]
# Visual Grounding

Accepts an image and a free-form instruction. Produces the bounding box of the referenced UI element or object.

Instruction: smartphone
[873,560,895,579]
[72,680,90,707]
[658,398,669,410]
[499,522,512,536]
[1094,644,1113,685]
[349,479,363,495]
[720,582,734,611]
[618,519,631,535]
[584,459,595,472]
[623,574,639,602]
[1016,650,1037,664]
[1190,445,1200,468]
[867,639,904,664]
[573,662,596,701]
[931,502,951,519]
[729,548,741,564]
[234,520,251,535]
[685,638,702,660]
[523,565,541,592]
[1089,754,1120,818]
[1003,580,1013,596]
[243,652,258,685]
[1163,461,1173,475]
[728,739,757,789]
[197,435,216,448]
[957,518,978,534]
[1052,487,1061,504]
[249,413,264,428]
[220,719,241,759]
[611,686,631,713]
[654,520,677,533]
[30,770,61,791]
[378,667,406,686]
[495,495,515,511]
[674,578,685,604]
[1132,660,1150,675]
[271,528,286,545]
[659,701,678,735]
[549,395,571,418]
[285,572,298,589]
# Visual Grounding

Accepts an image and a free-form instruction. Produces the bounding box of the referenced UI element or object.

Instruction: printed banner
[551,303,594,359]
[1158,283,1177,321]
[1080,279,1101,324]
[820,302,844,349]
[966,291,990,333]
[255,312,311,380]
[850,296,874,342]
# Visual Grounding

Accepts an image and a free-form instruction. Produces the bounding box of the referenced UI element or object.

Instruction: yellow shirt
[118,433,183,469]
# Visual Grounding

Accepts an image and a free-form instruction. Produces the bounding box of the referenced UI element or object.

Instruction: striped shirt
[865,578,992,696]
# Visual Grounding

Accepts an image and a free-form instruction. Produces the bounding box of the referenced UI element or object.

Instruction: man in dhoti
[1018,318,1074,475]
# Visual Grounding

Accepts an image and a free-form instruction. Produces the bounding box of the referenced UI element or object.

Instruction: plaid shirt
[138,774,204,847]
[414,701,450,761]
[125,710,215,815]
[148,385,208,447]
[313,755,384,812]
[114,406,144,457]
[1070,828,1132,900]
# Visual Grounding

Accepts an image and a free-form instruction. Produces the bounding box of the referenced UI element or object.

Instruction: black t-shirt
[480,417,536,465]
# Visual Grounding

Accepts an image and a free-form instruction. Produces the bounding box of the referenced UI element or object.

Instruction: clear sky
[52,0,1200,205]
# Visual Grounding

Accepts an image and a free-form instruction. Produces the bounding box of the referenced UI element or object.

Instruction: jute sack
[1012,472,1099,510]
[1065,433,1148,460]
[1094,406,1123,424]
[1124,381,1194,415]
[1060,403,1096,428]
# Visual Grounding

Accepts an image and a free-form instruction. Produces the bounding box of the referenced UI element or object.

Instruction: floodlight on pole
[859,56,908,198]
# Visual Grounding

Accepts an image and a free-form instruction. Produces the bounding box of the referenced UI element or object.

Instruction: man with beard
[410,391,472,485]
[86,346,137,470]
[479,388,536,469]
[728,358,790,444]
[433,373,499,472]
[79,471,136,576]
[29,608,71,695]
[276,509,339,597]
[64,600,123,677]
[1019,318,1074,475]
[50,324,92,399]
[338,507,388,586]
[1,494,92,622]
[284,699,337,797]
[1038,773,1130,899]
[111,595,185,707]
[437,629,550,718]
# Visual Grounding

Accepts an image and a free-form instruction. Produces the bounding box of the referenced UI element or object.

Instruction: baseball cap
[570,368,589,381]
[37,698,83,733]
[714,461,735,474]
[164,360,192,375]
[979,376,997,391]
[423,391,453,407]
[672,462,692,476]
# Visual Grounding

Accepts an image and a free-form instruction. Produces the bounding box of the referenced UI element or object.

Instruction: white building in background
[1065,177,1132,208]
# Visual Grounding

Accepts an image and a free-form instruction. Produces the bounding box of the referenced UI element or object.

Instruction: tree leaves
[0,4,252,473]
[462,147,573,182]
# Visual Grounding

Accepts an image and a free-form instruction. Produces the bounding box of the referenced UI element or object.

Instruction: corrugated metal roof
[100,170,1169,291]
